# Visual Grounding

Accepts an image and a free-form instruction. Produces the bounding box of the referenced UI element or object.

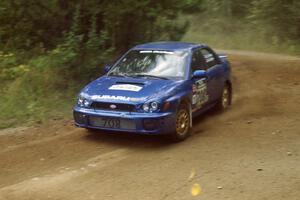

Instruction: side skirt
[192,102,217,119]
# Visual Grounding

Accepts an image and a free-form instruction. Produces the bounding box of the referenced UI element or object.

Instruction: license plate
[89,116,135,130]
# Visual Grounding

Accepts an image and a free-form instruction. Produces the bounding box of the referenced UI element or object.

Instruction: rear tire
[169,103,191,142]
[215,83,232,111]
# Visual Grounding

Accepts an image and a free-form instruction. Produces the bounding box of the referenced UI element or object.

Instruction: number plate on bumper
[89,116,136,130]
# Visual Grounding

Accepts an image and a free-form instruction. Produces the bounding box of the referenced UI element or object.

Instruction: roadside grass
[0,53,82,129]
[0,76,78,129]
[0,91,74,129]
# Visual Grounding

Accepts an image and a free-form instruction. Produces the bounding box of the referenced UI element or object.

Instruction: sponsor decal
[192,79,209,109]
[91,95,131,101]
[140,50,174,54]
[109,84,142,92]
[89,95,145,102]
[110,104,117,109]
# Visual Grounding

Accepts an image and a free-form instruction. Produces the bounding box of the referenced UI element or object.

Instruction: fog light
[143,119,159,131]
[73,112,86,124]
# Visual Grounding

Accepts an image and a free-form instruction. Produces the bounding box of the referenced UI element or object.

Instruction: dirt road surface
[0,51,299,200]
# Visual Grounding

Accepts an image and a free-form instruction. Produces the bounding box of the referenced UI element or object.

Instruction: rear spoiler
[218,54,227,59]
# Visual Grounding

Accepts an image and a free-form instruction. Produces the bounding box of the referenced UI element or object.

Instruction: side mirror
[103,64,111,74]
[192,70,207,79]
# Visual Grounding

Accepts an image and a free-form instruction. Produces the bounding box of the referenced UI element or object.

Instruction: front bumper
[73,107,176,135]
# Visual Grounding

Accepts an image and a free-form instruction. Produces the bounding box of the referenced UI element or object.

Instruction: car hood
[81,76,184,104]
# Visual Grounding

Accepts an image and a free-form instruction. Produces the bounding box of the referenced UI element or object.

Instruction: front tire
[169,103,191,142]
[85,127,97,133]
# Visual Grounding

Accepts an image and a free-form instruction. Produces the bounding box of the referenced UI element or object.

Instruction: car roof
[132,42,205,51]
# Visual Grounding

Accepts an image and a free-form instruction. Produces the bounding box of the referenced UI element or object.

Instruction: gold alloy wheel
[222,87,230,109]
[176,109,189,136]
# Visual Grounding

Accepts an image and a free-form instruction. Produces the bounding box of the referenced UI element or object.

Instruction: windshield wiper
[108,73,129,78]
[130,74,169,80]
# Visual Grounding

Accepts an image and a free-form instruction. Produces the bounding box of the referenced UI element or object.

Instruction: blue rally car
[73,42,232,141]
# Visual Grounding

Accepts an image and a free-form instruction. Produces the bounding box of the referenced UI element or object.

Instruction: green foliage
[249,0,300,42]
[0,0,189,128]
[0,0,187,52]
[182,0,204,12]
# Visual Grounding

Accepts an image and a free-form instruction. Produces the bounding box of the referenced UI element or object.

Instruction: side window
[191,49,206,72]
[200,49,218,68]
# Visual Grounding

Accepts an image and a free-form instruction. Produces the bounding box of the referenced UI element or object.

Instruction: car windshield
[108,50,188,79]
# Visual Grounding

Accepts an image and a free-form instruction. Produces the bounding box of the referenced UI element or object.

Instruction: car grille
[90,102,136,112]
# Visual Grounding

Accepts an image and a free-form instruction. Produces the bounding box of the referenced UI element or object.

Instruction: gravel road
[0,51,299,200]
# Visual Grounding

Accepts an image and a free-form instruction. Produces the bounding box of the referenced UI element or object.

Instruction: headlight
[142,103,150,112]
[150,102,158,111]
[77,94,91,108]
[143,101,159,112]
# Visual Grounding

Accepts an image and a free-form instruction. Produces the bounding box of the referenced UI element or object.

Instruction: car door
[199,48,223,102]
[190,48,211,112]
